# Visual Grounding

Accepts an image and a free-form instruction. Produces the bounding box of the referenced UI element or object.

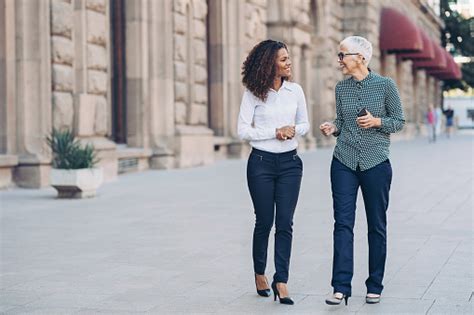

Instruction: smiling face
[338,45,362,75]
[275,48,291,78]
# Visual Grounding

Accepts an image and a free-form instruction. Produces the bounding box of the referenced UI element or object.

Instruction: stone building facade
[0,0,447,188]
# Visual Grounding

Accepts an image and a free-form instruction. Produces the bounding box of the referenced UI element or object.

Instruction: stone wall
[51,0,74,131]
[0,0,446,188]
[267,0,316,150]
[49,0,116,182]
[0,0,18,187]
[172,0,213,168]
[84,0,109,138]
[11,0,52,188]
[173,0,208,127]
[312,0,344,146]
[51,0,109,136]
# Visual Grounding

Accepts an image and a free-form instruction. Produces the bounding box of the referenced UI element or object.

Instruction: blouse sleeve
[237,90,277,141]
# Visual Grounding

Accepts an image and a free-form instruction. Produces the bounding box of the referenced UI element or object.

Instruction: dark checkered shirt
[333,71,405,171]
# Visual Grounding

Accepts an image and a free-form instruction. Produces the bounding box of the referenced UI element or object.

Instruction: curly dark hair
[242,40,289,102]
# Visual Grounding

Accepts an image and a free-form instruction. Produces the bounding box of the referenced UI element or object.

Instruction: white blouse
[237,80,310,153]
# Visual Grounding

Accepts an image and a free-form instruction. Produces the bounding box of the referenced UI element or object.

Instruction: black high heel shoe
[271,281,294,305]
[254,274,271,297]
[325,292,349,305]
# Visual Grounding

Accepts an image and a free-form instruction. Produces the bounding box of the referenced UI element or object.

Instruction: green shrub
[46,129,99,169]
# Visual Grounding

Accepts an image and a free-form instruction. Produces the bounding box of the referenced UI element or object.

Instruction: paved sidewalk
[1,132,473,314]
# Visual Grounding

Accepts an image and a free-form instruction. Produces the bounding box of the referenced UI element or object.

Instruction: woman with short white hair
[320,36,405,305]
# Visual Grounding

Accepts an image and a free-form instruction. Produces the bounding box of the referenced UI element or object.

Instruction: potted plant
[47,129,103,198]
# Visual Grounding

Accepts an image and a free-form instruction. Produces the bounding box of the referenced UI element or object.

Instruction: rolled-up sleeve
[237,90,276,141]
[379,78,405,134]
[295,85,310,136]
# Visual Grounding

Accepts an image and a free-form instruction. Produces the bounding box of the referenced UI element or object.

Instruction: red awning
[412,43,447,70]
[380,8,423,53]
[398,30,435,60]
[427,52,462,80]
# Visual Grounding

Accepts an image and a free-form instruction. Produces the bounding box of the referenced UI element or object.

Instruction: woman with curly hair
[237,39,310,305]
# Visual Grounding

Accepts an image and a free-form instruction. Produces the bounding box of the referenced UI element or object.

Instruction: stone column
[426,75,435,109]
[434,79,442,108]
[148,0,176,169]
[51,0,74,133]
[73,0,117,181]
[413,70,427,134]
[312,0,343,146]
[267,0,316,150]
[301,45,316,150]
[13,0,52,188]
[398,58,416,138]
[125,0,150,149]
[0,0,18,188]
[225,0,267,158]
[207,0,225,137]
[172,0,214,168]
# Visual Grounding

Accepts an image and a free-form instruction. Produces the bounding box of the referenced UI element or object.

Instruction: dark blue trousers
[330,157,392,296]
[247,148,302,283]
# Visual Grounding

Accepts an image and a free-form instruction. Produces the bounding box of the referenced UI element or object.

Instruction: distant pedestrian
[443,106,455,138]
[238,39,310,305]
[320,36,405,306]
[426,105,437,143]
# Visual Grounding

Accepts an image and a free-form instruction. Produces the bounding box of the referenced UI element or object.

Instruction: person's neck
[351,67,369,81]
[273,77,283,91]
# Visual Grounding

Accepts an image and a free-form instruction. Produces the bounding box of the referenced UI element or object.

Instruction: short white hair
[340,36,373,66]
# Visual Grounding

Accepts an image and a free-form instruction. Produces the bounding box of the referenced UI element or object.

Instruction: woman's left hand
[356,110,382,129]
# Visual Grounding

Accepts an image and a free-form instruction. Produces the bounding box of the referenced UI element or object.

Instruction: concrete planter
[50,168,103,198]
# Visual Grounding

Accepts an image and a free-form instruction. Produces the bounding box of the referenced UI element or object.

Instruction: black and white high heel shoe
[366,293,381,304]
[325,292,349,305]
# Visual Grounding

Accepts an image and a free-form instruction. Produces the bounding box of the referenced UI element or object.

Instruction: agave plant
[46,129,99,169]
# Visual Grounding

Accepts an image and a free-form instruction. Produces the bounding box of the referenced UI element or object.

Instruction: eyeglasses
[338,52,360,61]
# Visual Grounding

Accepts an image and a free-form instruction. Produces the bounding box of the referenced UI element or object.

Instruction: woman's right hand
[319,122,336,136]
[276,126,295,140]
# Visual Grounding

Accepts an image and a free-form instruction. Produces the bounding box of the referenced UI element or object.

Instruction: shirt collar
[281,80,293,91]
[351,71,374,87]
[269,80,293,93]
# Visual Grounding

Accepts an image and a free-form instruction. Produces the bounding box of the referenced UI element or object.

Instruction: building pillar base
[0,155,19,189]
[175,126,214,168]
[14,155,51,188]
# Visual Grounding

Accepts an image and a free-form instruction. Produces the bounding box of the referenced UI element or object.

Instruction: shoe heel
[271,282,277,301]
[344,296,349,305]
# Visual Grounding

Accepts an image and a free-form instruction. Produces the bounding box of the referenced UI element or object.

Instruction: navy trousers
[247,148,302,283]
[330,157,392,296]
